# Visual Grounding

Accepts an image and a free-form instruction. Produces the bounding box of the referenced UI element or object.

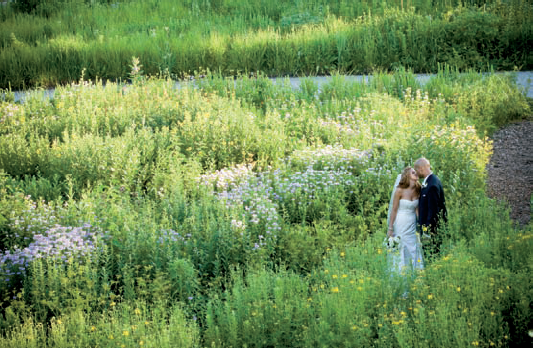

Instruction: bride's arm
[416,206,419,220]
[388,189,402,237]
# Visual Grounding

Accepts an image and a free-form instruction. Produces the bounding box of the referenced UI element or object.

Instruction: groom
[414,158,447,256]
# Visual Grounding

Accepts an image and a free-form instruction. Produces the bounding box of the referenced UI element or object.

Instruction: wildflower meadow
[0,63,531,347]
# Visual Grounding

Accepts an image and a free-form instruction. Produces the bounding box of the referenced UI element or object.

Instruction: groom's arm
[426,186,440,230]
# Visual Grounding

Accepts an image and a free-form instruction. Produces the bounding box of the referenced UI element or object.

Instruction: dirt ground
[486,120,532,226]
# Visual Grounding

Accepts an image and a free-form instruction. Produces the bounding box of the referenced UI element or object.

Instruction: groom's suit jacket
[419,174,447,234]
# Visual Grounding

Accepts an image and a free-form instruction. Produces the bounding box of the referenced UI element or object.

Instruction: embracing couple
[386,158,447,273]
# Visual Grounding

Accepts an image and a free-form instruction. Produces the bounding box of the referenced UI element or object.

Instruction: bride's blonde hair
[398,166,421,195]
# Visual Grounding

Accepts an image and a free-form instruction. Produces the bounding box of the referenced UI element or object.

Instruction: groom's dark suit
[419,174,447,253]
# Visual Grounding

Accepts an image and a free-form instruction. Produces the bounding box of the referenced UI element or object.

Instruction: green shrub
[204,268,311,348]
[405,121,493,206]
[401,247,524,348]
[453,74,531,135]
[21,246,112,322]
[0,301,199,348]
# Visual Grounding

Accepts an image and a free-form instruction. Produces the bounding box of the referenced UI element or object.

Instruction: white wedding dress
[390,199,424,274]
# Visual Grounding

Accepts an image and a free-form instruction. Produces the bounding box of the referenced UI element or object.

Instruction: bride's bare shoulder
[394,187,404,198]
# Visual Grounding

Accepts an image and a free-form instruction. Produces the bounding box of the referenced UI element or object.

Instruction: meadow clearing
[1,1,533,347]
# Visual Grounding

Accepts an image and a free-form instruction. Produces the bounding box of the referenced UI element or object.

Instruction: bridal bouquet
[383,235,401,253]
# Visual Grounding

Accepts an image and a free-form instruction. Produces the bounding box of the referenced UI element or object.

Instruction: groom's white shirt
[422,172,433,187]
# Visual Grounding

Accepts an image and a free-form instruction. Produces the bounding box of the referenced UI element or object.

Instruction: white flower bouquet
[383,235,401,253]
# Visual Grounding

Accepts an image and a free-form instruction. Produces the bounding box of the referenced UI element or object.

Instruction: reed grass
[0,1,531,89]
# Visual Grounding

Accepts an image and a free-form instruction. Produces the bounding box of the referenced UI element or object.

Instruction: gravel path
[486,120,533,226]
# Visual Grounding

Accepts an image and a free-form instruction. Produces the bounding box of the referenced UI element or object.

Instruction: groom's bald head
[414,158,431,178]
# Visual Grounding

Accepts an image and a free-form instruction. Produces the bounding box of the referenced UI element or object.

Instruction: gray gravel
[486,120,533,226]
[6,71,533,104]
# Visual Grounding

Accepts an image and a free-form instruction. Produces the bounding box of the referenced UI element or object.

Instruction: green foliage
[202,232,531,347]
[1,52,532,346]
[12,0,59,16]
[0,173,30,235]
[0,301,199,348]
[1,1,532,89]
[23,251,111,322]
[405,122,492,207]
[394,249,517,347]
[276,221,353,274]
[453,74,531,134]
[204,267,312,347]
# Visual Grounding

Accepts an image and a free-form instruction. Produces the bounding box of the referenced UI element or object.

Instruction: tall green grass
[0,1,531,89]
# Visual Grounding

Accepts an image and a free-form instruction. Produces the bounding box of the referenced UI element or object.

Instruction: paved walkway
[7,71,533,103]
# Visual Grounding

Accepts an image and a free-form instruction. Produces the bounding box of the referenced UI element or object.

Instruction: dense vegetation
[1,1,532,347]
[1,65,532,346]
[0,0,532,89]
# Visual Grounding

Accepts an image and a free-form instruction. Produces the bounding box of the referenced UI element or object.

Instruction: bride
[387,167,424,274]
